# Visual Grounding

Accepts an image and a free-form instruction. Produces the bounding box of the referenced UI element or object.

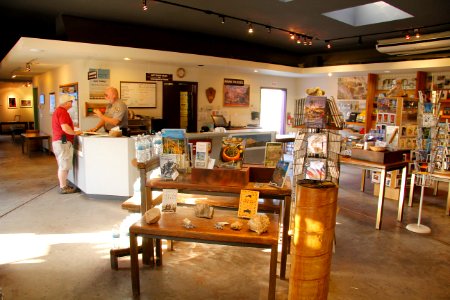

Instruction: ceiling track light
[11,74,17,79]
[25,63,31,72]
[296,35,301,44]
[247,22,253,34]
[142,0,148,11]
[326,40,331,49]
[358,36,363,45]
[136,1,450,50]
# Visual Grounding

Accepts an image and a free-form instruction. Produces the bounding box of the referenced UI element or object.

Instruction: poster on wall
[223,78,250,107]
[89,68,110,100]
[337,76,367,100]
[59,83,79,126]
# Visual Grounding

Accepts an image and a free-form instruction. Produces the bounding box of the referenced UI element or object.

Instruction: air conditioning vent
[376,31,450,55]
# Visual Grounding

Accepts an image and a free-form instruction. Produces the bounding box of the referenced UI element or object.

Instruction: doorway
[163,81,198,132]
[260,88,287,134]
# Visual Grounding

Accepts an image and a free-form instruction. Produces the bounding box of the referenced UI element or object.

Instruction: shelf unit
[376,97,418,150]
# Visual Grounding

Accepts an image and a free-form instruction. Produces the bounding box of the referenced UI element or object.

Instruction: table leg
[376,170,386,230]
[279,195,291,280]
[130,233,140,296]
[447,182,450,216]
[433,181,439,196]
[21,137,25,154]
[142,238,154,266]
[27,139,31,158]
[397,166,407,222]
[155,239,163,266]
[268,244,277,300]
[408,173,416,207]
[360,170,366,192]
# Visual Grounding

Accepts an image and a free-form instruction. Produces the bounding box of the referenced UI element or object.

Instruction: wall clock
[176,67,186,78]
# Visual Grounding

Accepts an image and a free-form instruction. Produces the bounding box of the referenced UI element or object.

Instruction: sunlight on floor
[0,231,112,265]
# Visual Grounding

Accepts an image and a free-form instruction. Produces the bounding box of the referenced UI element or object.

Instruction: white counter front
[68,135,138,197]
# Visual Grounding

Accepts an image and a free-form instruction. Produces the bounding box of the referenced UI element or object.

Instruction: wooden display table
[340,156,408,229]
[130,206,279,299]
[20,132,51,157]
[145,170,292,279]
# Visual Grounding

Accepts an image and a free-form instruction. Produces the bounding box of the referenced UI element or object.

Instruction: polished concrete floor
[0,135,449,300]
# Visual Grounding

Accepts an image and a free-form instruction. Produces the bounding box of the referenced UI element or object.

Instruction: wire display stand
[406,91,440,234]
[289,95,343,234]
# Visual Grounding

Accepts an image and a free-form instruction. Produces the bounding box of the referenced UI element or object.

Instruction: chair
[10,115,24,143]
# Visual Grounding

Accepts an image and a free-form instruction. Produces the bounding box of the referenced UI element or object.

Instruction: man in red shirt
[52,94,81,194]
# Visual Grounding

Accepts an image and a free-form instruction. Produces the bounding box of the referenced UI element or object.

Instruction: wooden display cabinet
[85,102,107,117]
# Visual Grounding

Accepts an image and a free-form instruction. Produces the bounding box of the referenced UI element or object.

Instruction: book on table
[238,189,260,219]
[264,142,283,168]
[269,160,291,188]
[162,189,178,212]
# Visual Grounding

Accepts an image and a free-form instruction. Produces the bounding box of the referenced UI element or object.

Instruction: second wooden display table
[340,156,408,229]
[130,206,279,299]
[144,168,292,279]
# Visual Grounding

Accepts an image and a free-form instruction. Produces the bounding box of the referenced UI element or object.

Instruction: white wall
[33,59,299,135]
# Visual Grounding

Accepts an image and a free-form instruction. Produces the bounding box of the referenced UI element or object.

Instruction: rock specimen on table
[183,218,195,229]
[248,214,270,235]
[230,221,243,230]
[144,207,161,224]
[194,203,214,218]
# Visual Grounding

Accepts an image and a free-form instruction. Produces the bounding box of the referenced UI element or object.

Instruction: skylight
[322,1,413,27]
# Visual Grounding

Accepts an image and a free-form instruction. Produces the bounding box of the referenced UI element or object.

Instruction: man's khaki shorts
[52,141,74,171]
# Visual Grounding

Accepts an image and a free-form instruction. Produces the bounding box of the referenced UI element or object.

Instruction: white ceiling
[2,37,450,82]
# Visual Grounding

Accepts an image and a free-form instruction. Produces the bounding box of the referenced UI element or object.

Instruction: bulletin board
[120,81,157,108]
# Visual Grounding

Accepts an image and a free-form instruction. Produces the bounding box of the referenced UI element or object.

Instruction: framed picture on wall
[8,97,17,109]
[223,84,250,107]
[20,99,32,108]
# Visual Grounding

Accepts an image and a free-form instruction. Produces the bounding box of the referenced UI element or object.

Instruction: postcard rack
[293,96,345,130]
[292,128,341,186]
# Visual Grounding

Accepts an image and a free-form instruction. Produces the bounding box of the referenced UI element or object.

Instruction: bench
[129,206,279,299]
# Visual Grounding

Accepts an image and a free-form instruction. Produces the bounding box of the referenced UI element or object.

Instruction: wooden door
[163,81,198,132]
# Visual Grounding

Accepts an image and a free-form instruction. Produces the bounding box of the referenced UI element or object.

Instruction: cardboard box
[351,149,405,164]
[373,183,400,201]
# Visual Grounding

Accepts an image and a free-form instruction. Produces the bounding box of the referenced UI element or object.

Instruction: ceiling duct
[376,31,450,55]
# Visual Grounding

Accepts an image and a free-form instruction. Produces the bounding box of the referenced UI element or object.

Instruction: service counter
[68,135,138,197]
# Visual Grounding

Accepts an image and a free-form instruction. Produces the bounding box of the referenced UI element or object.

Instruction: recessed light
[29,48,43,52]
[328,72,333,77]
[123,57,131,61]
[384,70,391,73]
[254,70,259,73]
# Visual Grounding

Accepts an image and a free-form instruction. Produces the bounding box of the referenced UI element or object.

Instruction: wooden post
[288,182,338,300]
